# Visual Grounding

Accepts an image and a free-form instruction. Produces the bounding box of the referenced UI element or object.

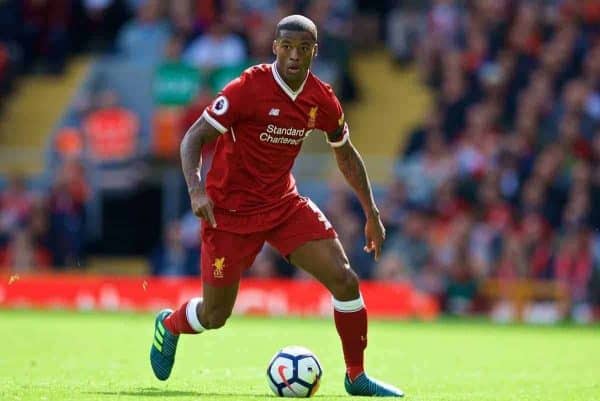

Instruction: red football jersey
[202,63,349,220]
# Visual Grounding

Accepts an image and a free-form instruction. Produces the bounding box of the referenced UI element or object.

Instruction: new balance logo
[268,108,280,116]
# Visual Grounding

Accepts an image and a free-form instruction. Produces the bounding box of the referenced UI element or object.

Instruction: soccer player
[150,15,404,397]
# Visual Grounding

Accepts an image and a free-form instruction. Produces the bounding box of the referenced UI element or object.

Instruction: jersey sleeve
[319,85,349,148]
[202,73,251,134]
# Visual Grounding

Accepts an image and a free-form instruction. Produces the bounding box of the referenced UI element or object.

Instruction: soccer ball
[266,345,323,397]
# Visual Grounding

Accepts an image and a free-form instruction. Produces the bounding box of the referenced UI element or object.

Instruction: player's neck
[275,64,308,92]
[285,76,306,92]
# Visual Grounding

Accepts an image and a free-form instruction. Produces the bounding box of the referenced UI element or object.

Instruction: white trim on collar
[271,62,309,101]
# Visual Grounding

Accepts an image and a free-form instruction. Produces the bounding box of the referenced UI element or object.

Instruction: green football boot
[345,373,404,397]
[149,309,179,380]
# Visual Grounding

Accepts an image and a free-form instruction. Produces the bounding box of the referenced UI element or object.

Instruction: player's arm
[180,116,220,227]
[182,71,248,226]
[333,139,385,260]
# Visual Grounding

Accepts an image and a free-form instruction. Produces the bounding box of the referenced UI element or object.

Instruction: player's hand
[190,189,217,228]
[364,211,385,261]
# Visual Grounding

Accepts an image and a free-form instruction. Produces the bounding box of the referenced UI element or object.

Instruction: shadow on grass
[87,387,260,397]
[88,387,341,398]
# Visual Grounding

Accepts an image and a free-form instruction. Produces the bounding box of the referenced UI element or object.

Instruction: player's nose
[289,48,300,61]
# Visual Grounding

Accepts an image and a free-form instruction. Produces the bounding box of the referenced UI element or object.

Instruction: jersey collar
[271,62,309,101]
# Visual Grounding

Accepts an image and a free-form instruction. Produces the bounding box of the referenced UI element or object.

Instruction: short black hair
[276,15,317,42]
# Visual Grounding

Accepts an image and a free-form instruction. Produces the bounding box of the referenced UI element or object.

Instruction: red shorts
[201,197,337,286]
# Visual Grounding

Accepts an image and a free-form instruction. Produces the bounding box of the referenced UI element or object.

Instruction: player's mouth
[287,65,301,74]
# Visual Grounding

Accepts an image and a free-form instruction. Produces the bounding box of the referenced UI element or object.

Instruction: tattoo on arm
[180,117,220,195]
[333,140,378,216]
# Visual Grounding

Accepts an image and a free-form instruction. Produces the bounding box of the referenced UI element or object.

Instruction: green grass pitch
[1,310,599,401]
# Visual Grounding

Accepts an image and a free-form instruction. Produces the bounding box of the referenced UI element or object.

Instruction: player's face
[273,30,317,86]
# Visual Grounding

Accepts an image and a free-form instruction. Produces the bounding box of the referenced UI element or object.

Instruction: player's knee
[330,264,360,300]
[343,268,360,294]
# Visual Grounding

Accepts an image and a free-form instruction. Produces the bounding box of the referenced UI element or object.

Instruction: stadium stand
[381,0,600,321]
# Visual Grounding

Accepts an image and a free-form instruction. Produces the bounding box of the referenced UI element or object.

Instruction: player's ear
[272,40,278,56]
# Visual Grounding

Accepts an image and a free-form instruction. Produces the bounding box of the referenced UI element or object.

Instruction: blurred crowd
[0,161,88,272]
[2,0,600,318]
[154,0,600,318]
[0,0,355,114]
[0,0,357,272]
[371,0,600,315]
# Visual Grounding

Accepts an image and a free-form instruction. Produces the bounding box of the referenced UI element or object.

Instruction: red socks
[163,297,205,335]
[164,295,368,382]
[333,295,367,382]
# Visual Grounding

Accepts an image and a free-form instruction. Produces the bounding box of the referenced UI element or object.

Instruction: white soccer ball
[266,345,323,397]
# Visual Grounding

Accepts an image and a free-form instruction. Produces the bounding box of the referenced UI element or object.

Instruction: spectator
[21,0,70,74]
[182,20,247,71]
[379,178,409,235]
[445,250,478,316]
[167,0,196,40]
[324,178,372,277]
[403,106,443,157]
[2,225,51,272]
[454,104,499,180]
[116,0,170,65]
[152,35,202,159]
[555,229,593,304]
[520,212,553,279]
[395,130,455,207]
[0,174,33,247]
[378,208,431,282]
[83,89,140,162]
[47,160,89,268]
[386,3,427,64]
[69,0,131,52]
[150,219,199,277]
[153,35,202,107]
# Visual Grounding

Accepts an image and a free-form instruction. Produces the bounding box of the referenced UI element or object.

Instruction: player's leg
[289,239,364,371]
[161,281,240,334]
[289,239,403,397]
[150,282,239,381]
[269,198,403,397]
[150,226,264,380]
